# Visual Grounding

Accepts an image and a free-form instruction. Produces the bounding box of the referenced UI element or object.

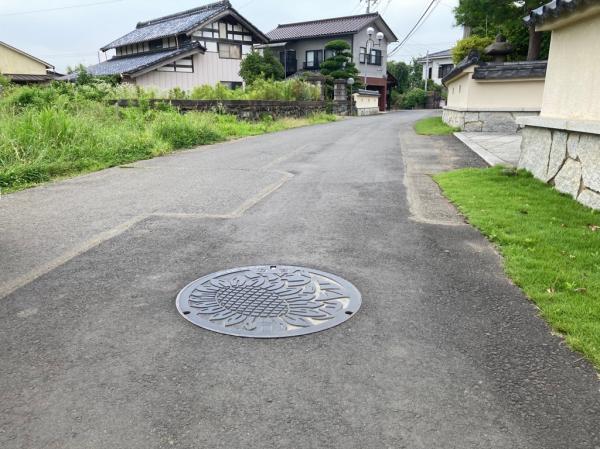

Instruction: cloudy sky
[0,0,462,72]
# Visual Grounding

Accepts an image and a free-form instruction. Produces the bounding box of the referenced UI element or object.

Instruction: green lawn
[414,116,459,136]
[435,166,600,369]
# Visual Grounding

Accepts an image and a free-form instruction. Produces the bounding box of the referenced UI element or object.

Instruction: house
[264,13,398,111]
[518,0,600,210]
[441,33,547,133]
[0,41,57,84]
[416,49,454,85]
[82,1,268,90]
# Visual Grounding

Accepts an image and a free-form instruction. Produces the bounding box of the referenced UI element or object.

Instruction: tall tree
[454,0,548,60]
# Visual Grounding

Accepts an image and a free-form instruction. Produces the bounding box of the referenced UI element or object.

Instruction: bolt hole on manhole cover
[176,265,362,338]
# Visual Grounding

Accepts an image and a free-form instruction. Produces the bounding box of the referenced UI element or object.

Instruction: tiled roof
[267,13,396,41]
[76,44,204,77]
[524,0,588,27]
[442,51,547,85]
[101,1,230,50]
[5,74,58,82]
[473,61,548,80]
[416,48,453,63]
[442,50,480,84]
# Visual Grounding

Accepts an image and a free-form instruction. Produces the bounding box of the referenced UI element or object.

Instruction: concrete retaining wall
[443,107,539,133]
[114,99,327,120]
[518,123,600,209]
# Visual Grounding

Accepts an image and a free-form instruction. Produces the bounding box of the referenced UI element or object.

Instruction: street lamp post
[363,27,385,96]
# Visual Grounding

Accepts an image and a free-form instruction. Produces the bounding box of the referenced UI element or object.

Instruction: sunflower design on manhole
[176,266,362,338]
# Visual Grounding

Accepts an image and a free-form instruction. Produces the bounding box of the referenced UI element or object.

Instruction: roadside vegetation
[414,116,459,136]
[435,167,600,369]
[0,78,334,192]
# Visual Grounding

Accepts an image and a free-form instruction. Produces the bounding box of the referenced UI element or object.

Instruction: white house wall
[352,25,388,80]
[134,51,244,91]
[282,36,353,71]
[421,56,454,85]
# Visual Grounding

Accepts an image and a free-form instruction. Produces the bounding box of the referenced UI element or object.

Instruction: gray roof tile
[267,13,387,41]
[524,0,587,27]
[82,45,204,77]
[101,1,230,50]
[473,61,548,80]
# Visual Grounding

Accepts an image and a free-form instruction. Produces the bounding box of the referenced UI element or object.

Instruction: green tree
[454,0,549,60]
[239,49,285,85]
[319,40,360,81]
[387,61,410,93]
[452,35,494,64]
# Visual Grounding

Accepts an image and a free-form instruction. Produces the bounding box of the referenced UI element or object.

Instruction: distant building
[80,1,268,90]
[264,13,398,111]
[416,49,454,86]
[0,41,57,84]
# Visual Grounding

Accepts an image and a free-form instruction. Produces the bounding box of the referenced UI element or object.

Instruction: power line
[388,0,440,58]
[0,0,125,17]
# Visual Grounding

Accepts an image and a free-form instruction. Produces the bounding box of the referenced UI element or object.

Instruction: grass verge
[0,98,335,193]
[414,116,459,136]
[435,166,600,369]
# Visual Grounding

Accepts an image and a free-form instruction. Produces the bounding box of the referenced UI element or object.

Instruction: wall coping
[443,106,541,113]
[516,116,600,136]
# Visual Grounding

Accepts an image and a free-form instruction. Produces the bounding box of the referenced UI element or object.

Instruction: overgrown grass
[0,82,335,192]
[414,116,459,136]
[435,166,600,369]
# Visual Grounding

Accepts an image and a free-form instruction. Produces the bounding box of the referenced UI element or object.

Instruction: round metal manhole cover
[176,265,362,338]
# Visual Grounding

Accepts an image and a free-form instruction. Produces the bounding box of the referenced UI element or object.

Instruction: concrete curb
[454,132,508,167]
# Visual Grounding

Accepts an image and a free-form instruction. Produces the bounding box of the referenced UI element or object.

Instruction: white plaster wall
[354,93,379,109]
[446,67,544,111]
[135,52,243,91]
[541,12,600,121]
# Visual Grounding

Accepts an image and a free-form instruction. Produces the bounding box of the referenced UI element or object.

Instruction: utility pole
[424,50,429,93]
[362,0,379,13]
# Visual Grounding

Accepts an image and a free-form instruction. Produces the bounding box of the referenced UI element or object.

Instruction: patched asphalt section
[1,112,599,449]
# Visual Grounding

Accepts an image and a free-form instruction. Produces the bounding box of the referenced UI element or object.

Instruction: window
[157,56,194,73]
[438,64,453,79]
[219,43,242,59]
[305,50,322,69]
[428,67,433,79]
[359,47,367,64]
[221,81,243,89]
[162,36,177,49]
[368,49,382,66]
[324,49,336,60]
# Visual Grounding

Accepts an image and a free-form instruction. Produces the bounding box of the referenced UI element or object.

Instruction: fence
[112,99,327,120]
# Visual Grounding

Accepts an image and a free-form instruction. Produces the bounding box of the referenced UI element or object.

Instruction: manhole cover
[176,265,362,338]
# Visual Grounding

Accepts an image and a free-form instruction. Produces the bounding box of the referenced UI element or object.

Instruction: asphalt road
[1,111,599,449]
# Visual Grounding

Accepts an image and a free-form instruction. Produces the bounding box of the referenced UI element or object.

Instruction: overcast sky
[0,0,462,72]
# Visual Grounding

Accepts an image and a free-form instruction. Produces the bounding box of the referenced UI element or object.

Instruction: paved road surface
[1,111,599,449]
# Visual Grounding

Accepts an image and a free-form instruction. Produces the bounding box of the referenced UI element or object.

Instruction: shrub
[452,36,494,64]
[401,88,427,109]
[153,114,224,149]
[239,49,285,85]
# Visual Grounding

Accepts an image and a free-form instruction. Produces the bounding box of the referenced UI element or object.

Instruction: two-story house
[82,1,268,89]
[416,49,455,86]
[0,41,57,84]
[264,13,398,111]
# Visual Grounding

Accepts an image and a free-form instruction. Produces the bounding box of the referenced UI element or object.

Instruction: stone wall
[443,107,539,133]
[114,99,327,120]
[518,125,600,209]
